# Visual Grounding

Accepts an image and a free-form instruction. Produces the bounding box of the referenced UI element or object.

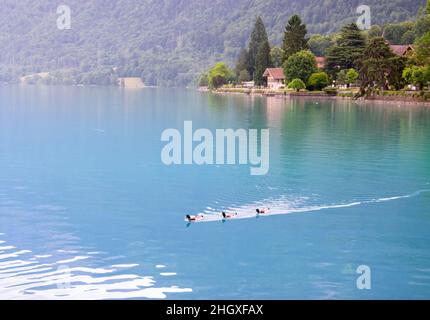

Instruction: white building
[263,68,285,89]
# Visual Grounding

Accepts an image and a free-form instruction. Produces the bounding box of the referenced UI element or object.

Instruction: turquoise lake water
[0,85,430,299]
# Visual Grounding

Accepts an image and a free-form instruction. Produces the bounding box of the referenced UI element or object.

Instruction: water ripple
[0,235,192,300]
[189,189,430,223]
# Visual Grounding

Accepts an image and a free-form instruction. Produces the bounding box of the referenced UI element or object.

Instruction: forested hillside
[0,0,425,86]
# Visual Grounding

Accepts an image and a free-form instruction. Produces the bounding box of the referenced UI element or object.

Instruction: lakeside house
[263,68,285,89]
[316,57,326,69]
[389,44,414,57]
[118,77,145,88]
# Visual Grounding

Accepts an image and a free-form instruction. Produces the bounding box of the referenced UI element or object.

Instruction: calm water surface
[0,85,430,299]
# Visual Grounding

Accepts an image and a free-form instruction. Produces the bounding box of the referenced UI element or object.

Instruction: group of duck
[185,208,270,222]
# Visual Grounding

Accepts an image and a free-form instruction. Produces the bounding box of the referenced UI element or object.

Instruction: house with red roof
[389,45,414,57]
[263,68,285,89]
[316,57,326,69]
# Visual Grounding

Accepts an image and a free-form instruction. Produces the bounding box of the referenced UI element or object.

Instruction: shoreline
[2,83,430,106]
[209,87,430,107]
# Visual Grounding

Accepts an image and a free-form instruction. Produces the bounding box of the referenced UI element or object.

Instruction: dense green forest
[0,0,426,86]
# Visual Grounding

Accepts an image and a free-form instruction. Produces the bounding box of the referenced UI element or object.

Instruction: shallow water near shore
[1,85,430,299]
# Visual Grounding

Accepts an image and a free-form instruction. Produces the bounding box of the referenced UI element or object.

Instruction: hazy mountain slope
[0,0,425,86]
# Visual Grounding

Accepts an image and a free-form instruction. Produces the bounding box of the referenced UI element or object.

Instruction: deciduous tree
[283,50,317,83]
[208,62,235,89]
[307,72,329,91]
[288,78,306,92]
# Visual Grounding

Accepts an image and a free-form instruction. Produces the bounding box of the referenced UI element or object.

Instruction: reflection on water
[0,184,191,300]
[0,236,191,299]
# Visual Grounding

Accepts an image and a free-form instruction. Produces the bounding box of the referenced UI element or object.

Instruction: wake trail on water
[189,189,430,223]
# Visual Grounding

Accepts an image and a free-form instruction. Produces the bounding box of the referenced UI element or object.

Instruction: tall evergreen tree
[255,40,273,86]
[235,48,249,78]
[325,23,366,78]
[282,15,309,63]
[248,16,269,79]
[238,69,251,82]
[357,37,406,92]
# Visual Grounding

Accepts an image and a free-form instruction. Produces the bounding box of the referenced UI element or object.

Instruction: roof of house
[315,56,326,68]
[263,68,285,80]
[389,45,414,56]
